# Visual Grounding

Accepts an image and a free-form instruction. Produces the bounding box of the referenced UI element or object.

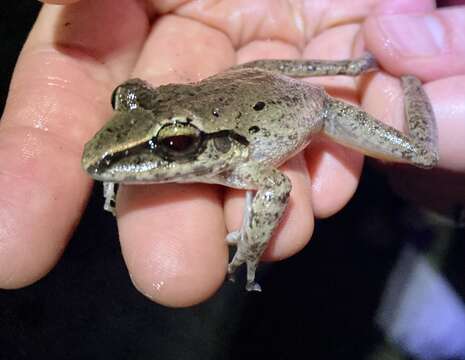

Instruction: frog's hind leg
[234,52,378,78]
[238,53,438,167]
[225,165,292,292]
[322,75,438,168]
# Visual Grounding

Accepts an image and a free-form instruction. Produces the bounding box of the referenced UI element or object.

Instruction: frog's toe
[227,250,246,281]
[225,230,240,245]
[103,182,117,216]
[245,258,261,291]
[246,280,262,292]
[227,257,243,277]
[227,270,236,283]
[104,202,116,216]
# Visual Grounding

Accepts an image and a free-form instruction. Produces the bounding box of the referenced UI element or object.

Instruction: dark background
[0,2,463,360]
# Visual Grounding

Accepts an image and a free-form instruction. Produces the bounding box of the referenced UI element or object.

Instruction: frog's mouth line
[85,129,249,177]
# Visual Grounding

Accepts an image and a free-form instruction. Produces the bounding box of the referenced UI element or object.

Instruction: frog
[81,53,438,292]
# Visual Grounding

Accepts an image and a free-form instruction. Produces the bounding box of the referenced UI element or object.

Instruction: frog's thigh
[227,163,291,289]
[322,76,439,168]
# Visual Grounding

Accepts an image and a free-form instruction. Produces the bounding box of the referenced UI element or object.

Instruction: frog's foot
[103,182,117,216]
[227,257,261,292]
[227,232,262,292]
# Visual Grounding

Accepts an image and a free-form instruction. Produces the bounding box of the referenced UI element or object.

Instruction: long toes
[246,281,262,292]
[104,203,116,216]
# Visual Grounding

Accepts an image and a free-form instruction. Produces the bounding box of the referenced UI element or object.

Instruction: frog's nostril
[85,164,100,175]
[82,147,105,175]
[81,152,100,174]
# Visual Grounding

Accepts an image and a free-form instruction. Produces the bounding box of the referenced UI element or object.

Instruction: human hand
[1,0,461,307]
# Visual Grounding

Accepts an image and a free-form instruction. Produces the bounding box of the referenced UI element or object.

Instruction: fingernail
[377,14,446,56]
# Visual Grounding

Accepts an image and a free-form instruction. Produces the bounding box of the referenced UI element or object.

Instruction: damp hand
[1,0,463,307]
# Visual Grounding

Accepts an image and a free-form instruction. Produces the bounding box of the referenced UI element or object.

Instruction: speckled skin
[82,53,438,291]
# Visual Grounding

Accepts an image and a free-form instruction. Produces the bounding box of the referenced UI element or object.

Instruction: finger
[426,76,465,171]
[303,24,365,218]
[117,15,236,307]
[373,0,436,14]
[364,6,465,81]
[0,0,148,288]
[362,73,465,214]
[362,73,465,172]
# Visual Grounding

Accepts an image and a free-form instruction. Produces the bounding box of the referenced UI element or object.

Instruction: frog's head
[81,108,249,183]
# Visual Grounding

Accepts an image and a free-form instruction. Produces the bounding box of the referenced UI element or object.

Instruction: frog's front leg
[103,182,117,216]
[225,164,292,292]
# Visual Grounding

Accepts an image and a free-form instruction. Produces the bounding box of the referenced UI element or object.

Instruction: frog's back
[153,67,327,166]
[197,68,327,165]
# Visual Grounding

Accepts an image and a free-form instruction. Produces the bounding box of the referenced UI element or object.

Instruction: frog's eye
[161,135,195,152]
[155,123,203,159]
[111,86,119,110]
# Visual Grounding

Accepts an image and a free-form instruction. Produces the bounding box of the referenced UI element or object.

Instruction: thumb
[363,6,465,81]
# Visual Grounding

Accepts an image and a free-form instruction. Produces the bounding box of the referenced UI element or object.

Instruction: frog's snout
[81,139,104,177]
[81,158,99,176]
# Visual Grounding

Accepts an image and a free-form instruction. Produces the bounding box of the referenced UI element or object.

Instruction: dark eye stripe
[205,130,249,146]
[97,127,250,170]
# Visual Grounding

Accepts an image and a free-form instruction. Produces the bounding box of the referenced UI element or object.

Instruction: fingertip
[306,137,363,218]
[364,7,465,81]
[0,198,62,289]
[117,184,228,307]
[127,240,228,308]
[0,128,90,289]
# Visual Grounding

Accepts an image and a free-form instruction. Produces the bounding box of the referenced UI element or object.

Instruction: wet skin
[82,53,438,291]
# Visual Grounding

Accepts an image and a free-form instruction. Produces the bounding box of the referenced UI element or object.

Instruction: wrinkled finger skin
[1,0,460,307]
